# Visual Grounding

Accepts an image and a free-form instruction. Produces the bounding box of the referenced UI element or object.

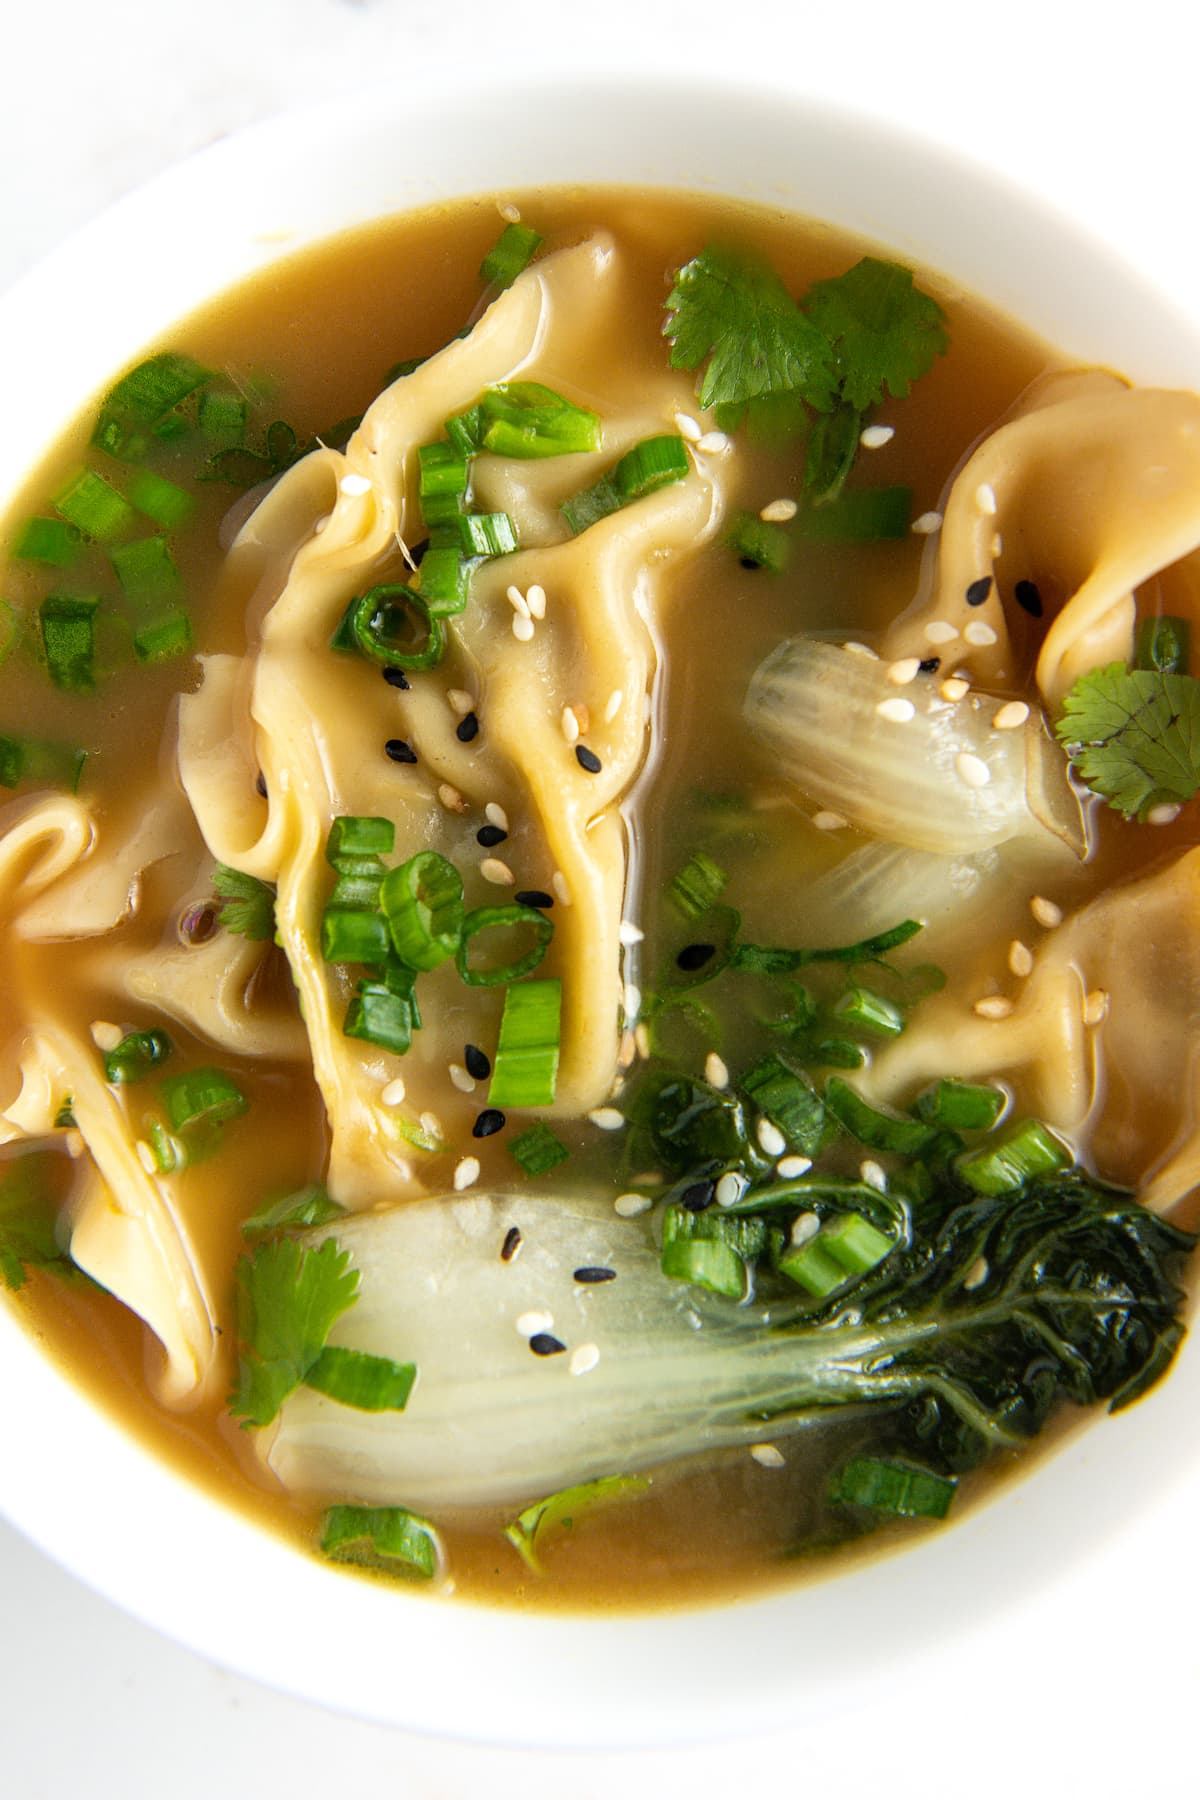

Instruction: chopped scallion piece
[13,517,82,567]
[488,978,562,1108]
[779,1209,895,1296]
[1135,614,1191,675]
[479,222,543,290]
[668,851,727,919]
[303,1344,417,1411]
[456,903,555,987]
[103,1029,171,1085]
[444,402,486,457]
[53,468,135,542]
[660,1203,766,1299]
[560,473,623,535]
[824,1077,937,1155]
[834,985,905,1038]
[110,535,180,602]
[725,511,791,572]
[320,907,391,965]
[739,1054,825,1155]
[0,734,86,793]
[614,434,689,500]
[320,1504,441,1578]
[39,594,100,692]
[343,978,416,1055]
[503,1474,650,1574]
[242,1184,346,1235]
[381,851,464,972]
[347,584,445,671]
[508,1121,570,1177]
[832,1456,956,1519]
[198,388,247,447]
[133,607,192,663]
[476,382,601,459]
[793,486,912,542]
[955,1118,1071,1195]
[328,815,395,861]
[162,1067,248,1134]
[126,469,195,529]
[457,511,519,556]
[418,440,471,498]
[92,351,210,459]
[914,1079,1005,1132]
[418,545,470,615]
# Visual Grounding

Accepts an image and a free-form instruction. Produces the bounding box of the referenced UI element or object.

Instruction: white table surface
[4,2,1200,1793]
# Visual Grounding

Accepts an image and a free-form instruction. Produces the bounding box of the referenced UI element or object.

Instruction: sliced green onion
[824,1077,937,1156]
[418,545,470,616]
[303,1345,417,1411]
[381,851,464,972]
[503,1474,650,1574]
[732,917,923,974]
[561,474,623,535]
[242,1185,346,1235]
[162,1068,248,1134]
[488,978,562,1108]
[133,607,192,663]
[955,1118,1071,1195]
[834,985,905,1039]
[39,595,100,692]
[328,855,386,911]
[476,382,601,459]
[661,1204,766,1299]
[831,1456,956,1519]
[914,1079,1005,1132]
[479,222,543,290]
[457,511,519,556]
[320,907,391,965]
[418,440,470,497]
[1135,614,1191,674]
[198,388,247,446]
[803,400,862,504]
[320,1504,441,1579]
[328,815,394,861]
[793,486,912,542]
[669,851,727,920]
[642,1073,750,1170]
[739,1054,825,1155]
[103,1029,171,1085]
[53,468,135,542]
[92,352,210,459]
[508,1121,570,1177]
[0,735,86,793]
[614,435,689,500]
[126,469,195,530]
[347,584,445,671]
[110,535,179,602]
[145,1119,184,1174]
[343,979,416,1055]
[725,512,791,572]
[456,903,554,987]
[13,517,82,567]
[444,402,486,457]
[779,1210,895,1297]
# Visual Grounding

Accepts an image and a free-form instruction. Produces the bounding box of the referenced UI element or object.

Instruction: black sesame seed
[681,1180,716,1212]
[676,942,716,972]
[575,744,602,774]
[464,1043,491,1081]
[514,889,554,909]
[472,1106,506,1139]
[255,771,268,798]
[500,1226,522,1263]
[918,656,940,674]
[409,537,429,567]
[1015,578,1044,618]
[476,823,508,848]
[456,711,480,743]
[385,738,418,764]
[965,576,993,607]
[739,557,760,571]
[530,1332,566,1357]
[573,1265,617,1284]
[382,666,410,689]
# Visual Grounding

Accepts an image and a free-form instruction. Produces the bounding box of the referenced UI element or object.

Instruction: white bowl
[1,70,1198,1749]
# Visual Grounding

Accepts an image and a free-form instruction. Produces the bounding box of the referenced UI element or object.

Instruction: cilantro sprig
[664,245,837,415]
[1055,662,1200,819]
[213,863,276,941]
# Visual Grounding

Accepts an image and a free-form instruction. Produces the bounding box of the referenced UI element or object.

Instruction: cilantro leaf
[0,1152,74,1290]
[1055,662,1200,817]
[664,245,838,414]
[230,1236,359,1427]
[213,863,276,941]
[802,258,948,412]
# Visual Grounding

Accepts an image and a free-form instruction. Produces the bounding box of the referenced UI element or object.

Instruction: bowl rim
[1,65,1198,1750]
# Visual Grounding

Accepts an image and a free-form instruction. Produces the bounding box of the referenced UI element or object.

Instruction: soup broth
[1,189,1196,1611]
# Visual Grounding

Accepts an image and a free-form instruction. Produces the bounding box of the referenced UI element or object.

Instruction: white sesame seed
[759,497,798,522]
[480,857,514,885]
[790,1211,821,1246]
[615,1191,653,1217]
[1008,939,1034,978]
[842,640,880,659]
[135,1139,158,1175]
[570,1343,601,1376]
[705,1052,730,1089]
[512,613,535,642]
[560,705,581,745]
[992,532,1004,559]
[1083,988,1110,1026]
[860,424,895,449]
[437,783,467,812]
[453,1156,481,1191]
[552,871,572,907]
[499,201,521,223]
[777,1155,813,1179]
[618,1030,637,1070]
[619,920,645,946]
[634,1024,651,1059]
[526,584,547,620]
[90,1020,123,1053]
[674,412,702,441]
[715,1170,746,1208]
[861,1160,888,1191]
[573,703,590,733]
[963,620,999,647]
[64,1129,85,1160]
[757,1118,787,1157]
[941,676,971,701]
[589,1107,625,1131]
[448,1063,476,1094]
[924,620,959,645]
[696,430,730,453]
[975,482,998,516]
[485,802,509,831]
[1147,802,1182,825]
[912,510,943,535]
[517,1310,554,1338]
[751,1443,787,1468]
[381,1076,407,1106]
[876,697,916,723]
[973,996,1014,1020]
[623,983,642,1020]
[813,810,848,831]
[964,1255,989,1291]
[992,701,1029,731]
[339,471,372,497]
[313,515,330,534]
[604,688,624,723]
[506,583,530,618]
[420,1111,442,1141]
[955,751,991,789]
[447,688,474,716]
[887,656,921,685]
[1031,895,1063,929]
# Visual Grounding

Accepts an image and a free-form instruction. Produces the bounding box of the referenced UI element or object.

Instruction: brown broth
[0,188,1184,1613]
